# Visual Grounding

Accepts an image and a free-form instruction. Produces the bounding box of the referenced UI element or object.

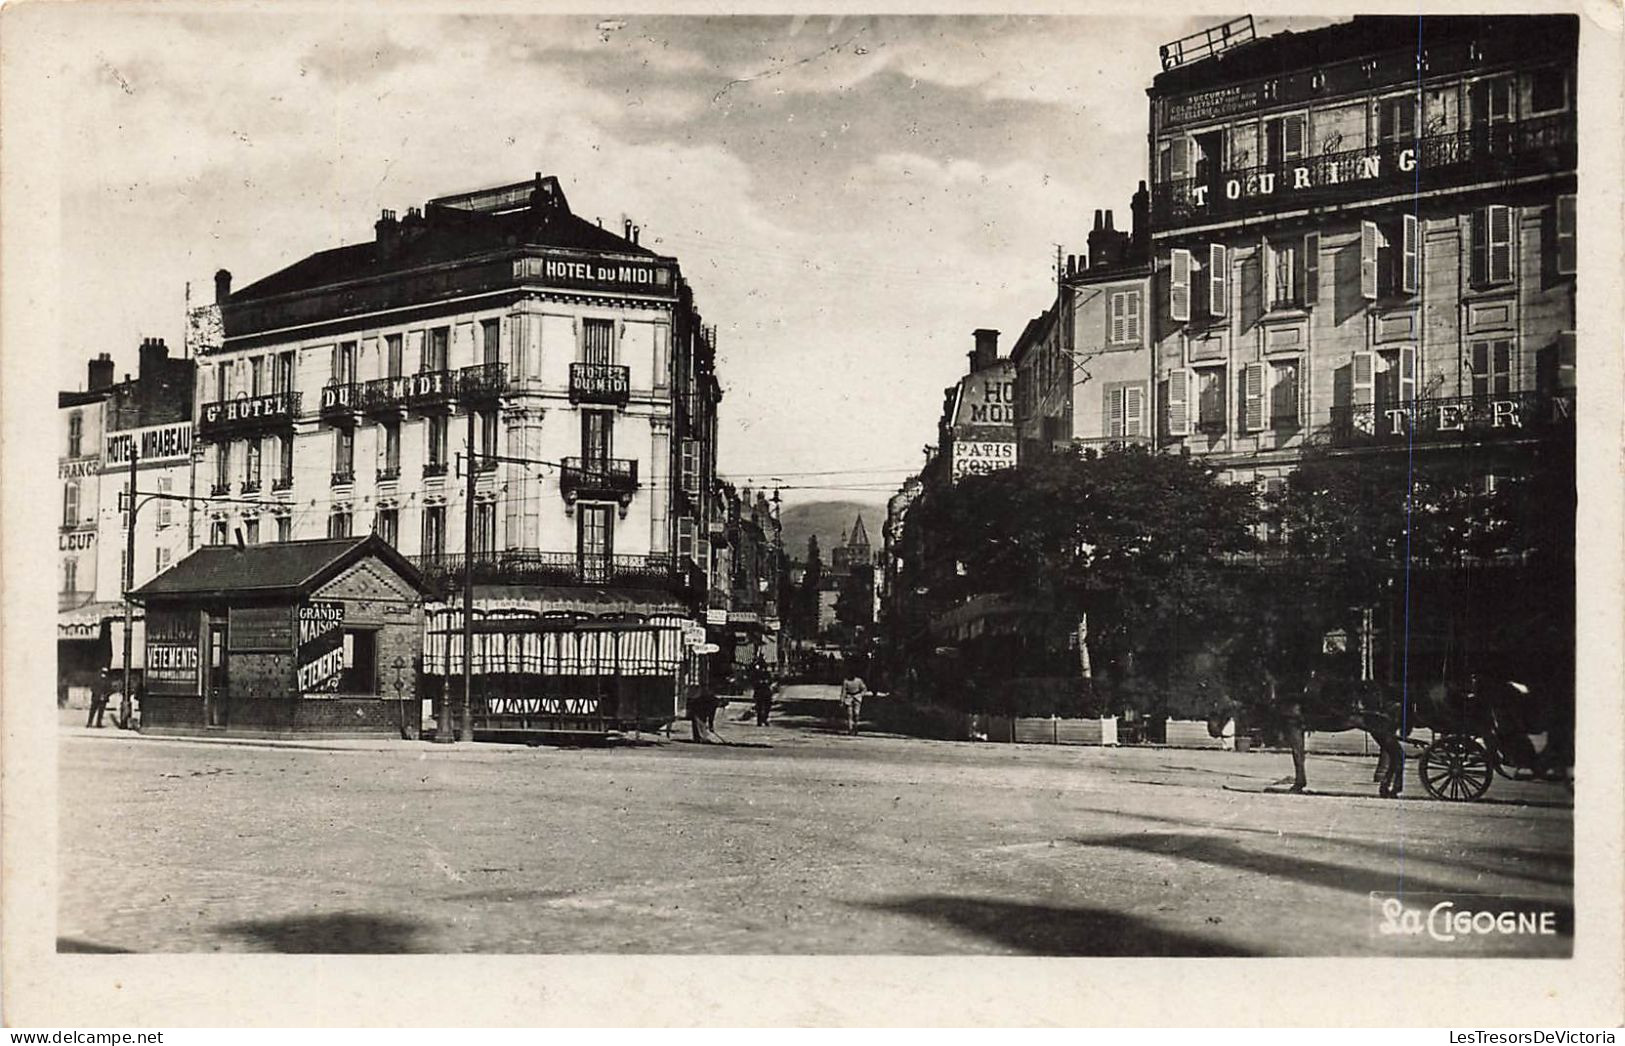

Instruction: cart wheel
[1419,735,1493,802]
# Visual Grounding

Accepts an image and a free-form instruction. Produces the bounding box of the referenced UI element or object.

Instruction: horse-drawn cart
[1412,678,1573,802]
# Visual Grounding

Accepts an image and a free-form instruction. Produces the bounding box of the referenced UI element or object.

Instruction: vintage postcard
[3,0,1621,1028]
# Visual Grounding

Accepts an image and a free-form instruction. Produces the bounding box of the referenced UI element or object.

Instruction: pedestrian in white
[839,670,868,736]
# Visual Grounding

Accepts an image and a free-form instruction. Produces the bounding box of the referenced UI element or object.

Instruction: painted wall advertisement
[953,367,1017,428]
[145,609,199,692]
[952,440,1018,479]
[296,601,346,693]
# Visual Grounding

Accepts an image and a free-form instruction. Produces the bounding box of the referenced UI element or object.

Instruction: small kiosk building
[130,536,428,737]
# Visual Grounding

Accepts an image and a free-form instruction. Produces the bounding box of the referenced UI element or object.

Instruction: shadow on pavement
[218,912,426,953]
[1068,831,1567,902]
[57,937,133,953]
[859,895,1256,956]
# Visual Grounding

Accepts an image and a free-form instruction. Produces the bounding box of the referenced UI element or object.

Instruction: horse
[1207,673,1410,797]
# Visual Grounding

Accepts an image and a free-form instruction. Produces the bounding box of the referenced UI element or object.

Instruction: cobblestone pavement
[58,685,1572,956]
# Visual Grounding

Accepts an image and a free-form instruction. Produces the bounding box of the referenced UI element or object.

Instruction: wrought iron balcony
[559,457,639,507]
[408,550,681,595]
[198,391,301,441]
[360,370,455,415]
[377,465,400,483]
[1071,434,1153,453]
[272,475,293,492]
[210,481,231,497]
[569,362,631,407]
[1152,113,1575,229]
[331,469,355,486]
[458,362,508,403]
[1326,390,1575,448]
[318,381,362,421]
[241,479,261,494]
[423,461,448,478]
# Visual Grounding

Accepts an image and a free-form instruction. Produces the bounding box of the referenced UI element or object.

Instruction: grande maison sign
[1185,148,1427,210]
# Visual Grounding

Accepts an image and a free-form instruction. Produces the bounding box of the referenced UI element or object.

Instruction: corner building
[1147,15,1576,486]
[204,175,721,732]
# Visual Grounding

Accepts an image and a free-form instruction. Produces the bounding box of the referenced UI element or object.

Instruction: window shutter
[1488,204,1511,282]
[1401,214,1420,294]
[1303,232,1320,306]
[1170,137,1189,180]
[1261,239,1275,312]
[1105,386,1124,437]
[1352,350,1375,406]
[1283,114,1305,159]
[1108,294,1125,343]
[1125,291,1141,341]
[1170,250,1191,322]
[1360,221,1379,300]
[1470,342,1489,396]
[1166,368,1191,436]
[1243,363,1265,433]
[1208,244,1227,318]
[1470,208,1489,285]
[1493,340,1512,394]
[1125,386,1145,436]
[1555,195,1576,276]
[1398,345,1417,404]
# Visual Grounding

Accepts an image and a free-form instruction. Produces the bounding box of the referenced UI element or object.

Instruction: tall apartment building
[1016,189,1156,463]
[1145,15,1577,692]
[1146,15,1576,488]
[58,342,198,705]
[202,175,721,651]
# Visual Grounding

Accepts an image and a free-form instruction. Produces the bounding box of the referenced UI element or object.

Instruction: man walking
[839,667,868,737]
[750,656,775,726]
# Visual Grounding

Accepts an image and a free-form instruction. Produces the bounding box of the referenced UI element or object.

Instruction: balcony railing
[272,475,293,492]
[210,481,231,497]
[1072,434,1153,453]
[318,382,362,422]
[241,479,261,494]
[360,370,456,415]
[331,469,355,487]
[408,551,681,594]
[424,461,448,478]
[1326,390,1575,448]
[559,457,639,507]
[198,391,301,441]
[569,362,631,407]
[1152,113,1575,228]
[459,361,508,402]
[377,465,400,483]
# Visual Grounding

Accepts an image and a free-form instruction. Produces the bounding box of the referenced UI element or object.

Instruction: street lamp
[393,656,408,739]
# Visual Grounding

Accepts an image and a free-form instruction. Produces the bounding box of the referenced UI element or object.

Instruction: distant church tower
[831,514,873,576]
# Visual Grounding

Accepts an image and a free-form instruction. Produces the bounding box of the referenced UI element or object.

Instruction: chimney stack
[632,225,640,245]
[971,328,1000,372]
[213,269,232,306]
[1093,209,1104,231]
[138,337,169,378]
[376,209,400,260]
[1130,180,1150,257]
[1104,210,1115,231]
[88,353,115,392]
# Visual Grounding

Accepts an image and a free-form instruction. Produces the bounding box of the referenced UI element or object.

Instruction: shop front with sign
[129,535,428,737]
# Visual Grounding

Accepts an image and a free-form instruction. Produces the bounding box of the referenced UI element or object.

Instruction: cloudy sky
[47,9,1326,509]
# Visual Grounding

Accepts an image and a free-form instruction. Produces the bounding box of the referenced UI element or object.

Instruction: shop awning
[430,585,690,618]
[57,602,128,641]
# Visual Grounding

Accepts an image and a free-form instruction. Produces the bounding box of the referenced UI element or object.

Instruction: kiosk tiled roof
[132,535,427,601]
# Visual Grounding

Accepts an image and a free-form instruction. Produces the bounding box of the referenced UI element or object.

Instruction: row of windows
[1168,200,1575,324]
[1158,66,1571,183]
[209,314,665,403]
[1164,336,1521,438]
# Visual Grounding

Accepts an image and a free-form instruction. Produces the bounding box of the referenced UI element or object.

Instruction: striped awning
[57,602,128,641]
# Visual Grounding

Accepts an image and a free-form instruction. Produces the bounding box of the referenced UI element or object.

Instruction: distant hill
[779,499,885,564]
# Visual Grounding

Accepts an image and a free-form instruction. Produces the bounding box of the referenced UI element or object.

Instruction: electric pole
[460,407,476,743]
[120,447,138,729]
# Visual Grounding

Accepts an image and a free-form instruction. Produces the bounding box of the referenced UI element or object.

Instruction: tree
[798,535,823,639]
[900,445,1259,714]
